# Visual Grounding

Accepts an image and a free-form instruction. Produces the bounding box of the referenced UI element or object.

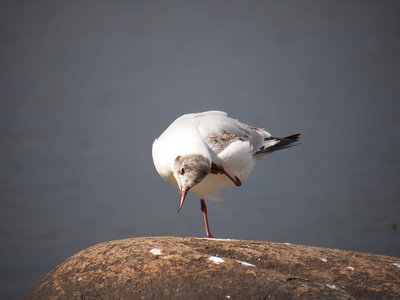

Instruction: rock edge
[24,236,400,299]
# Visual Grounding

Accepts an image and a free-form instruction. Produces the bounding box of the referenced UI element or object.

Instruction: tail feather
[255,133,301,155]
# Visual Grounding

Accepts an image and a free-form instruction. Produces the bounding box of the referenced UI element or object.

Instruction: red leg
[211,163,242,186]
[200,199,214,238]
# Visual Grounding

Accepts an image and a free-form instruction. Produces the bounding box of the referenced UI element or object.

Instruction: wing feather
[196,112,270,155]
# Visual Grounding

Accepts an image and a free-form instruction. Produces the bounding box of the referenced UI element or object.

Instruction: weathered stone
[24,237,400,299]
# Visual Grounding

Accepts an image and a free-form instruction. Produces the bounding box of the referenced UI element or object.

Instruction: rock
[24,237,400,299]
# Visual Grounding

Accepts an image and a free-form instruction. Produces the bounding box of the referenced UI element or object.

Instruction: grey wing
[197,113,269,155]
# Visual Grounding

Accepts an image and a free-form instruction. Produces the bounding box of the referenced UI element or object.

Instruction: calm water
[1,1,400,298]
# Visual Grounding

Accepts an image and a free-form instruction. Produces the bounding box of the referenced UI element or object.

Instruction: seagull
[152,111,300,238]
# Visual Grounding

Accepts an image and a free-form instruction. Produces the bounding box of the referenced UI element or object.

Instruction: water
[1,1,400,298]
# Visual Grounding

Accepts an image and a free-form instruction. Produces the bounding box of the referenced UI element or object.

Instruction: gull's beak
[177,188,188,212]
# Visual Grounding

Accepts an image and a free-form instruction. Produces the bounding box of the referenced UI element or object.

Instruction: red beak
[177,189,188,212]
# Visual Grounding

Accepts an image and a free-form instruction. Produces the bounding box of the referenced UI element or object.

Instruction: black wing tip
[278,133,302,148]
[257,133,301,155]
[283,133,302,141]
[268,133,302,142]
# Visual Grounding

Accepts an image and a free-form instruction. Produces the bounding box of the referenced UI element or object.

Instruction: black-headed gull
[152,111,300,238]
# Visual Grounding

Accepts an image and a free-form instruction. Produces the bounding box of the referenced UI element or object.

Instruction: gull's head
[173,154,211,212]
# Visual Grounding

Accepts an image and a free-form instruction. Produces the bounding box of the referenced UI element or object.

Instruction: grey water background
[1,1,400,298]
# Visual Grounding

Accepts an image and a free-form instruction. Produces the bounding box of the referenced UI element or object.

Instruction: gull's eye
[180,168,185,175]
